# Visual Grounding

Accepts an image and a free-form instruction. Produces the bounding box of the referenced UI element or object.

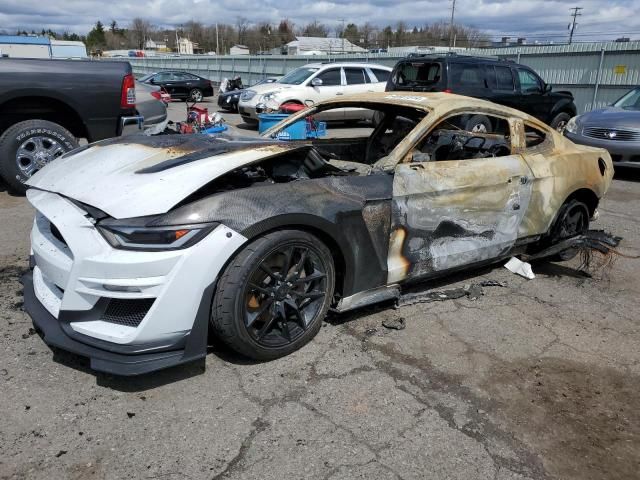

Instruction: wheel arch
[240,214,352,300]
[563,187,599,217]
[0,95,88,140]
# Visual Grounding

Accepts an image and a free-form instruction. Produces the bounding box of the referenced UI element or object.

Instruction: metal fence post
[592,48,606,111]
[516,50,521,64]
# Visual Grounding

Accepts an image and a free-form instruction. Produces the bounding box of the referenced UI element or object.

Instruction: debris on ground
[505,257,536,280]
[21,327,36,339]
[397,280,507,308]
[522,230,623,263]
[55,450,67,458]
[382,317,406,330]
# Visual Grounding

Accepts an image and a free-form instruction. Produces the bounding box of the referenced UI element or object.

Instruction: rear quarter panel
[520,132,613,235]
[0,58,133,140]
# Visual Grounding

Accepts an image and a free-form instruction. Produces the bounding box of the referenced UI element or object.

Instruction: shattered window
[525,125,546,148]
[394,62,441,86]
[414,114,512,162]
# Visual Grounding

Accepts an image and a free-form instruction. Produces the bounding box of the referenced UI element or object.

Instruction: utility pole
[568,6,582,44]
[216,23,219,55]
[448,0,457,49]
[340,18,345,53]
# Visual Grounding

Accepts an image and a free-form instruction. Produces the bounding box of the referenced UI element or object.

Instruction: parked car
[386,54,577,132]
[564,86,640,168]
[138,71,214,102]
[135,81,168,127]
[0,58,142,193]
[22,92,613,375]
[237,62,392,124]
[218,77,278,112]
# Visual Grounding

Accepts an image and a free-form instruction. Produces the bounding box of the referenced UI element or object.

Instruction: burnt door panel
[387,155,533,284]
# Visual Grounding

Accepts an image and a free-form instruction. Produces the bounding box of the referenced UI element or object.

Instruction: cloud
[1,0,639,41]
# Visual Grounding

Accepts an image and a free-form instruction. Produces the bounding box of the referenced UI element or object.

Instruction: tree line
[15,18,491,53]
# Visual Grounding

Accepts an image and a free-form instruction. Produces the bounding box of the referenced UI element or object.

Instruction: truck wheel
[465,115,492,133]
[550,112,571,132]
[0,120,78,194]
[211,230,335,360]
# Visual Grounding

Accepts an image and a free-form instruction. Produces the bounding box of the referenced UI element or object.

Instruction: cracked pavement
[1,106,639,480]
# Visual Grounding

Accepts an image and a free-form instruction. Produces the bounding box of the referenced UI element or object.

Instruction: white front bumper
[27,189,247,346]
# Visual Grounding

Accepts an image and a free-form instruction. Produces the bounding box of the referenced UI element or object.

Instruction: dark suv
[386,54,576,132]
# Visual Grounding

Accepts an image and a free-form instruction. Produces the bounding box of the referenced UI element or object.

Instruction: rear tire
[211,230,335,360]
[0,119,78,194]
[547,199,590,261]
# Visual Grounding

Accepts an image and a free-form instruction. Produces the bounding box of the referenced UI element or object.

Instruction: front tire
[211,230,335,360]
[465,115,492,133]
[0,120,78,194]
[550,112,571,132]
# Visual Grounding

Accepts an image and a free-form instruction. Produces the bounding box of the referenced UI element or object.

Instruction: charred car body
[22,93,613,375]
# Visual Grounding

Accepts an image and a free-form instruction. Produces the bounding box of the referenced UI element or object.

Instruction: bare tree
[236,16,249,45]
[129,18,152,49]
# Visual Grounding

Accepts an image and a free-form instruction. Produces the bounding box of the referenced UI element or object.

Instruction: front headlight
[564,116,579,134]
[261,91,279,102]
[97,221,218,251]
[240,90,257,101]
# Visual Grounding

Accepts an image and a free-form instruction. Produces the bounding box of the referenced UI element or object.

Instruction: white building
[286,36,366,55]
[145,39,168,51]
[230,44,250,55]
[177,38,196,55]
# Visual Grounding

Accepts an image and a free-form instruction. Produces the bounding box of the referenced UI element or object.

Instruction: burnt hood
[27,134,303,219]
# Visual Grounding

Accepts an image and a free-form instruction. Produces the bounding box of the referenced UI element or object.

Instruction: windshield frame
[277,67,320,85]
[612,87,640,110]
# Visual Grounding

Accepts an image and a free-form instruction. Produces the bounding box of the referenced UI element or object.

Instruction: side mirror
[311,78,323,87]
[149,79,156,84]
[544,83,552,93]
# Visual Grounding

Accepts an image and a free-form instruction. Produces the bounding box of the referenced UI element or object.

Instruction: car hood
[26,134,301,219]
[579,107,640,129]
[249,83,297,95]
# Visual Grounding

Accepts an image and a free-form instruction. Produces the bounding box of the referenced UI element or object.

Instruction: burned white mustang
[23,93,613,375]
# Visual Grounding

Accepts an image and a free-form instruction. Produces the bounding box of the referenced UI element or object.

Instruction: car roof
[398,54,517,66]
[315,91,548,126]
[303,62,392,70]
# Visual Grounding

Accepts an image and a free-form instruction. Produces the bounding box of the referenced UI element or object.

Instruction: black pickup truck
[0,58,142,192]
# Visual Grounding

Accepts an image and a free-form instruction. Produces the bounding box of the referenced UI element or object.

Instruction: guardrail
[114,42,640,113]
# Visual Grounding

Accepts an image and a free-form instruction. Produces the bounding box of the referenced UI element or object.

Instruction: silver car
[565,87,640,168]
[135,81,168,128]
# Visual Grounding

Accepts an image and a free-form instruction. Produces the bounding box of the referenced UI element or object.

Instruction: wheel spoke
[256,302,278,339]
[282,246,295,275]
[248,282,271,295]
[285,298,307,330]
[293,290,325,301]
[259,263,278,279]
[294,271,326,285]
[288,249,309,280]
[246,297,273,327]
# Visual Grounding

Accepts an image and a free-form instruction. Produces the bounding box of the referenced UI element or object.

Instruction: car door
[170,72,191,98]
[306,68,345,121]
[486,65,519,110]
[515,68,550,121]
[342,67,375,121]
[152,72,173,93]
[387,113,534,284]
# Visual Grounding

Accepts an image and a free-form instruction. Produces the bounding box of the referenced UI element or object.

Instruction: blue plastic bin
[258,113,307,140]
[202,124,228,134]
[306,121,327,139]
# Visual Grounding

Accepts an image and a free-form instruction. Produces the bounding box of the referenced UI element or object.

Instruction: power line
[569,6,583,44]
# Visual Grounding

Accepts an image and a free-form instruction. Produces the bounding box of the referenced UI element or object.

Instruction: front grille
[582,126,640,142]
[49,222,67,246]
[100,298,155,328]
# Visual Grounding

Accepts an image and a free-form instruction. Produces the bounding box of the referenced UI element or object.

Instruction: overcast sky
[1,0,639,41]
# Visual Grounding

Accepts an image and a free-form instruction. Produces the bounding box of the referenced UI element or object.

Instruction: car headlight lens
[240,90,256,101]
[97,222,218,251]
[564,116,578,134]
[261,91,279,102]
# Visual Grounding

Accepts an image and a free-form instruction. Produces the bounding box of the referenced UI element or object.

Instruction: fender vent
[100,298,155,328]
